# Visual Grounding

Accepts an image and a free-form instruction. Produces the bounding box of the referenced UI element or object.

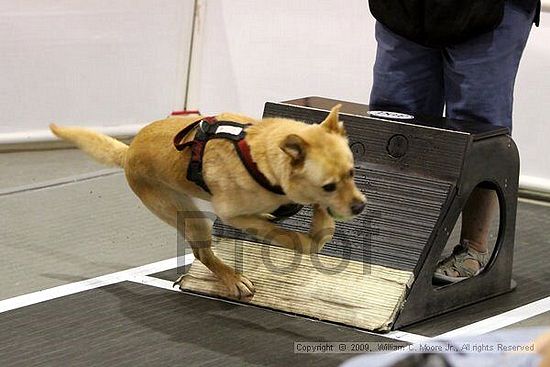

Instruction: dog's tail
[49,124,129,168]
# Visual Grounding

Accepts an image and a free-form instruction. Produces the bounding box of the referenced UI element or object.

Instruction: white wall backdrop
[0,0,194,137]
[190,0,550,187]
[513,9,550,188]
[187,0,375,117]
[0,0,548,187]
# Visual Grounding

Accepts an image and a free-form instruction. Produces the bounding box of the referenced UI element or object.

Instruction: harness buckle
[199,120,211,134]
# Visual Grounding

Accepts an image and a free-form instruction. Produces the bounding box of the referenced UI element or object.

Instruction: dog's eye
[322,183,337,192]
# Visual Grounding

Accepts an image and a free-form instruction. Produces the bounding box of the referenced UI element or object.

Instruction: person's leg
[435,187,499,282]
[444,2,535,131]
[369,22,445,116]
[460,188,499,253]
[436,2,535,281]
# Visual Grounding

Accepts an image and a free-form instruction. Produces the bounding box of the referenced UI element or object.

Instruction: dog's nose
[351,202,366,215]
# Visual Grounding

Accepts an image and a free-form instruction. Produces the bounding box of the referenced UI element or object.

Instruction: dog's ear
[280,134,308,165]
[320,104,346,136]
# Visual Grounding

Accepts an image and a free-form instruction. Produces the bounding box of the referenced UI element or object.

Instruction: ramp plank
[180,237,414,331]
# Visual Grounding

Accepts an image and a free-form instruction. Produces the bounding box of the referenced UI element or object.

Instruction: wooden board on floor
[179,237,414,332]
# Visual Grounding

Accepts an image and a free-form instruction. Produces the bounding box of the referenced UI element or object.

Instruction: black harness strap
[173,117,217,193]
[173,117,285,196]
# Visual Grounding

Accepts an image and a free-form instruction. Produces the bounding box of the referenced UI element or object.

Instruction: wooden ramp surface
[180,237,414,331]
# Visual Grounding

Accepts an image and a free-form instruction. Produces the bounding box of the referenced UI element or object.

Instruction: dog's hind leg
[133,184,255,300]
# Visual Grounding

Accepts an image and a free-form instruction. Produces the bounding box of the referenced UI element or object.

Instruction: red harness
[173,116,285,196]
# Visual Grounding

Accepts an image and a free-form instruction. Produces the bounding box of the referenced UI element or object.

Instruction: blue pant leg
[370,22,445,116]
[443,2,535,131]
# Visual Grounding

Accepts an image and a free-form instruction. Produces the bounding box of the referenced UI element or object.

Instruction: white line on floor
[126,274,430,344]
[519,197,550,207]
[435,295,550,339]
[0,255,194,314]
[0,272,128,314]
[384,330,429,343]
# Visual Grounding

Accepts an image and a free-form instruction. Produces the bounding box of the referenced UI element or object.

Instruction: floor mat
[0,173,176,300]
[0,149,105,189]
[0,282,396,367]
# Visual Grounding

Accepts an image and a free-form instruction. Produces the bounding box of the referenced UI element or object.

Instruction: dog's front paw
[311,204,335,236]
[222,273,256,301]
[292,234,320,255]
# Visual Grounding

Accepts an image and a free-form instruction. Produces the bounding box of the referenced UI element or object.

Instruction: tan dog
[50,105,366,300]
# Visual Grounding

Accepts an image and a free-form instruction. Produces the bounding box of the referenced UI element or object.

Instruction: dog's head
[279,105,366,220]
